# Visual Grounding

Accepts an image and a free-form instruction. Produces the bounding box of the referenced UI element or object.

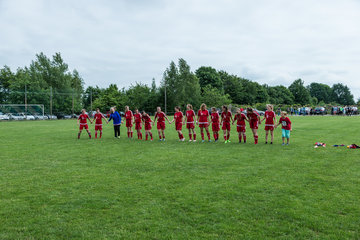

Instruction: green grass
[0,116,360,239]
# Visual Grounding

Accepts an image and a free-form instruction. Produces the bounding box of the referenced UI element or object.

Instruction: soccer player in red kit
[92,108,108,139]
[197,103,211,142]
[153,107,170,141]
[142,111,153,141]
[125,106,134,139]
[262,104,276,144]
[133,109,142,140]
[247,108,261,144]
[170,106,185,141]
[209,107,220,142]
[275,111,292,145]
[183,104,197,142]
[220,105,233,143]
[232,108,248,143]
[77,109,92,139]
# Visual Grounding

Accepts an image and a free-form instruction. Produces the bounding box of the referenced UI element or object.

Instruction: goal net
[0,104,45,116]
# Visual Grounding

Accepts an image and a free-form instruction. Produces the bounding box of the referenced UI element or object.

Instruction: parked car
[299,107,310,115]
[314,107,326,115]
[47,115,58,120]
[34,114,46,120]
[24,114,35,120]
[0,114,10,120]
[7,113,25,120]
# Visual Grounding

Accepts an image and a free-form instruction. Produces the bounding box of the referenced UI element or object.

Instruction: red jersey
[186,110,196,122]
[125,110,133,120]
[221,111,232,122]
[142,114,152,123]
[134,113,142,123]
[197,110,209,123]
[247,111,260,122]
[94,113,104,125]
[235,113,247,125]
[264,110,276,125]
[211,112,220,123]
[155,111,166,122]
[279,117,292,130]
[78,114,89,124]
[174,111,183,123]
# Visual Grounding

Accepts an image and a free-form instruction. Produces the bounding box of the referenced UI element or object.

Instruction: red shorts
[237,125,246,133]
[250,120,258,129]
[79,124,88,130]
[265,125,274,131]
[95,124,102,131]
[157,121,165,130]
[145,122,152,131]
[199,123,209,128]
[222,121,231,131]
[186,122,195,129]
[175,122,182,131]
[135,122,142,130]
[212,123,220,132]
[126,120,133,128]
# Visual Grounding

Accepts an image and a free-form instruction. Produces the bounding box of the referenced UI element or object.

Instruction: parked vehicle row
[0,112,58,121]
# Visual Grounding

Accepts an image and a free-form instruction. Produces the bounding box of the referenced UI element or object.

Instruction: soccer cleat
[265,142,268,144]
[189,139,192,142]
[159,139,162,141]
[117,136,120,139]
[201,140,205,143]
[208,139,212,142]
[227,140,231,143]
[193,140,196,142]
[282,143,285,146]
[163,139,166,142]
[270,142,273,144]
[181,138,185,141]
[224,140,228,144]
[215,140,218,142]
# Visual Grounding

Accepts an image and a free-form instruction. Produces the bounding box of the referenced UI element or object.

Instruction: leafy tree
[0,66,14,103]
[201,85,231,108]
[308,83,332,103]
[220,71,244,104]
[83,86,104,110]
[288,79,311,105]
[196,66,223,92]
[331,83,354,105]
[266,85,294,105]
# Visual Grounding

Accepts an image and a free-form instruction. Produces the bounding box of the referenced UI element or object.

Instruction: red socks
[207,132,210,140]
[201,132,204,140]
[95,132,97,139]
[193,134,196,140]
[239,134,242,142]
[224,134,227,141]
[244,135,246,143]
[254,135,258,144]
[189,134,192,140]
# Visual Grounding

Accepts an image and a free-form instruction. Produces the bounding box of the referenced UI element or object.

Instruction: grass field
[1,116,360,239]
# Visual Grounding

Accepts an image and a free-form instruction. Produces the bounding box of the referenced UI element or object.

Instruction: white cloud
[1,0,360,98]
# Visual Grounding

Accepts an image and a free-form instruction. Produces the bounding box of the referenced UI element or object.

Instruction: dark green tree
[308,82,332,103]
[196,66,223,92]
[288,79,311,105]
[331,83,354,105]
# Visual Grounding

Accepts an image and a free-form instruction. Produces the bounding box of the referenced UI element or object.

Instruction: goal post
[0,104,45,116]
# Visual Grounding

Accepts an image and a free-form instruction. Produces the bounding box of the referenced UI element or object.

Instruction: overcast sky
[1,0,360,98]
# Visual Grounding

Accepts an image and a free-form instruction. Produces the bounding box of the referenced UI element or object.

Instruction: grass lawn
[0,116,360,239]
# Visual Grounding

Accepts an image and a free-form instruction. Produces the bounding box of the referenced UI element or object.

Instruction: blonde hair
[281,111,287,116]
[266,104,273,111]
[200,103,206,111]
[187,104,193,110]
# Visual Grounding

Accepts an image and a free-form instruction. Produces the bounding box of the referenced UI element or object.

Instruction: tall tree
[288,79,311,105]
[196,66,223,92]
[266,85,294,104]
[308,82,332,103]
[201,85,231,108]
[331,83,354,105]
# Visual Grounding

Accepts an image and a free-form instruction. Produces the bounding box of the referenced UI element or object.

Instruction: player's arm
[258,115,261,124]
[102,113,108,123]
[164,114,170,123]
[77,117,80,125]
[183,115,187,125]
[153,113,157,125]
[87,115,93,124]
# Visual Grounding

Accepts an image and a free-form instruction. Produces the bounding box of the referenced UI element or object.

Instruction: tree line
[0,53,356,114]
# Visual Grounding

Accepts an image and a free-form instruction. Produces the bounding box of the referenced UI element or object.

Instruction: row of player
[77,104,292,145]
